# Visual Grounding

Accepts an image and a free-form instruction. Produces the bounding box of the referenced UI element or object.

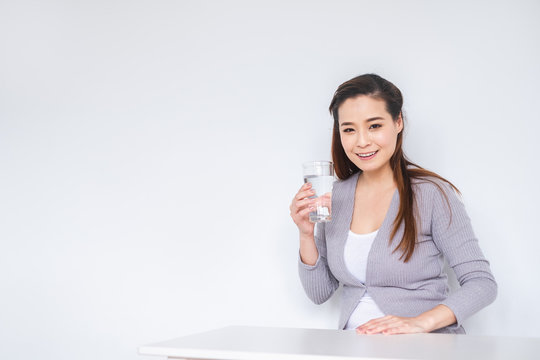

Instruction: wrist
[299,232,314,242]
[414,313,436,333]
[414,304,457,333]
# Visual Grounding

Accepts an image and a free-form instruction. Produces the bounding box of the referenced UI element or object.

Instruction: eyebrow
[340,117,385,127]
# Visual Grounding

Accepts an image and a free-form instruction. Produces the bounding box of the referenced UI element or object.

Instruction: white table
[139,325,540,360]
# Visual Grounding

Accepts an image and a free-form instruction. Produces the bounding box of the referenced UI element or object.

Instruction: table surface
[139,325,540,360]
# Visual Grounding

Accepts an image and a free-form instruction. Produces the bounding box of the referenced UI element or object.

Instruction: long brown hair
[329,74,459,262]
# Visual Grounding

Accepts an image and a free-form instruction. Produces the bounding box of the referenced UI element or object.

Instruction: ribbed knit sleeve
[298,222,340,305]
[430,182,498,327]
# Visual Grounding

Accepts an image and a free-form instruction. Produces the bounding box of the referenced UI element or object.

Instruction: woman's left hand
[356,315,427,335]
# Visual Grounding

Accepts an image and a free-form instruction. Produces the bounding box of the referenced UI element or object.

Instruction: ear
[396,112,404,133]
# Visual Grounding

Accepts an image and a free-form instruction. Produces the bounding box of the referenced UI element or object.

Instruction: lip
[356,150,378,160]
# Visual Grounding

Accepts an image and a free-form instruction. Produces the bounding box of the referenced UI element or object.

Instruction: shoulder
[332,171,359,191]
[411,175,455,192]
[410,175,460,203]
[331,172,359,204]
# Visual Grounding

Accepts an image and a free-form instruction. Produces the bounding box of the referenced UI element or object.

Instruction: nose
[356,128,371,148]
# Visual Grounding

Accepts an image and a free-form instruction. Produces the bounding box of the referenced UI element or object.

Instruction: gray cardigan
[298,172,497,333]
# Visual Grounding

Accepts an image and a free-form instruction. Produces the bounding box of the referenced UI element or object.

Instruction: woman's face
[338,95,403,175]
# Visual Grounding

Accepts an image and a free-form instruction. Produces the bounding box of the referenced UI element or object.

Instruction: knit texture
[298,172,497,333]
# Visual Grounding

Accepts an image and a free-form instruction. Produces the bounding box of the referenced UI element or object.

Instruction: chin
[357,163,384,173]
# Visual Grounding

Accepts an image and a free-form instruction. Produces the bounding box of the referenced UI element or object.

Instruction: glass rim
[302,160,334,168]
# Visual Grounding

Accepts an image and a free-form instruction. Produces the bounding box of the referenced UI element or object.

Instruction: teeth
[358,151,377,158]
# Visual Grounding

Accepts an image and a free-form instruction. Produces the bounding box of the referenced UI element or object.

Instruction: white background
[1,1,539,359]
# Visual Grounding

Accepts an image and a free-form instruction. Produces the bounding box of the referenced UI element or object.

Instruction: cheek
[373,131,398,149]
[340,135,354,150]
[340,136,359,162]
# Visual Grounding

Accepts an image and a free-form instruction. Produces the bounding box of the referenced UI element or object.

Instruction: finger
[356,316,395,333]
[299,206,315,217]
[382,326,407,335]
[295,188,316,201]
[357,315,393,328]
[363,316,400,329]
[296,198,317,210]
[290,197,316,213]
[364,322,400,334]
[381,323,421,335]
[290,186,314,210]
[363,318,407,334]
[291,206,315,225]
[292,201,316,217]
[299,182,312,192]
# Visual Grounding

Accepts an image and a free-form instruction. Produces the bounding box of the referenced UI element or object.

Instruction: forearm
[299,233,319,266]
[415,304,457,332]
[298,229,340,305]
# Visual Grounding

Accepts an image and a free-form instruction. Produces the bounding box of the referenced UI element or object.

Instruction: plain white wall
[1,0,539,359]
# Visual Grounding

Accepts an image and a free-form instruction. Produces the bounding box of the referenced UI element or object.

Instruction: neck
[358,163,396,190]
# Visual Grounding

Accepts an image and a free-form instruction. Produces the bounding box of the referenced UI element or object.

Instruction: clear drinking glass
[302,161,334,223]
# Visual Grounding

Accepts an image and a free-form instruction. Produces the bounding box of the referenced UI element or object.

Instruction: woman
[289,74,497,334]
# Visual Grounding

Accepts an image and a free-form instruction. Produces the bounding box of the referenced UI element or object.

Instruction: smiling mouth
[356,150,378,159]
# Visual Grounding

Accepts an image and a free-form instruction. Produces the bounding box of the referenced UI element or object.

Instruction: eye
[342,128,354,133]
[369,124,382,129]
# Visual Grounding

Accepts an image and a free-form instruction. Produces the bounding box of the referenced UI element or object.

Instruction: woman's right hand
[290,182,335,237]
[290,182,317,236]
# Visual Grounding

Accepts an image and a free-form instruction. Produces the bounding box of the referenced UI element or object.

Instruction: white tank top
[343,229,386,330]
